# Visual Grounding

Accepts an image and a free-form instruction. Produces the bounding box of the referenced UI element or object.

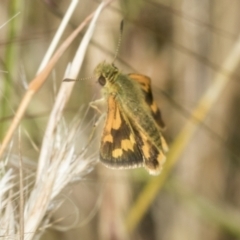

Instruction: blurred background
[0,0,240,239]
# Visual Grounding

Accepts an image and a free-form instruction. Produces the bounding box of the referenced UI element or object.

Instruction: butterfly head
[94,61,119,87]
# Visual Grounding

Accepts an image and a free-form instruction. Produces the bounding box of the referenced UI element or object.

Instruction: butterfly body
[94,61,168,175]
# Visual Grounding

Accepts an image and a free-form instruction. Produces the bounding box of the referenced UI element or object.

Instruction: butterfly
[94,61,168,175]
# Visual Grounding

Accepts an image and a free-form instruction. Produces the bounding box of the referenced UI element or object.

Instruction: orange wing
[100,94,168,175]
[132,128,167,175]
[100,95,144,169]
[128,74,165,129]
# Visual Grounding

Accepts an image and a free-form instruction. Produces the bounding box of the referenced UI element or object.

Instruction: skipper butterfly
[94,62,168,175]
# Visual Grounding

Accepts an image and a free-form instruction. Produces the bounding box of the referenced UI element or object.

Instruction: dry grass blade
[0,169,15,237]
[20,3,109,240]
[37,2,106,182]
[18,128,24,240]
[125,32,240,233]
[37,0,79,74]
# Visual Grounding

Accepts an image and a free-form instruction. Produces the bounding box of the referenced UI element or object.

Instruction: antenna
[112,19,124,64]
[63,78,79,82]
[63,76,94,82]
[63,20,124,82]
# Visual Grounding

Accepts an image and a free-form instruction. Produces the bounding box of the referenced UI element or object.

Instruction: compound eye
[98,75,106,86]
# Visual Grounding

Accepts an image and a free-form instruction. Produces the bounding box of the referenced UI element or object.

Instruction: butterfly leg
[89,98,105,114]
[83,98,106,152]
[82,112,106,154]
